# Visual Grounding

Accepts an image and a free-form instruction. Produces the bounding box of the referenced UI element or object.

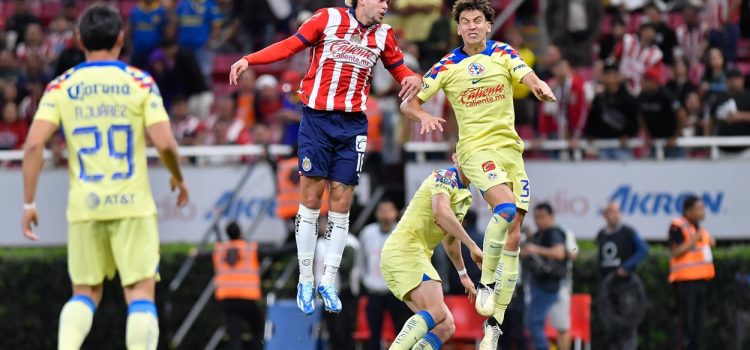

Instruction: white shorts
[549,282,571,331]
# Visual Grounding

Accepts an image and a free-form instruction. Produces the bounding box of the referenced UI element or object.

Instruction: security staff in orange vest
[213,222,263,350]
[668,195,716,350]
[276,156,328,220]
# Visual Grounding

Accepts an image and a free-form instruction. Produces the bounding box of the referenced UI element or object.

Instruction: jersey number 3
[72,125,134,182]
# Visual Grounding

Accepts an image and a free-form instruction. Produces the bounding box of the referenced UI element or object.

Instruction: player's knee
[493,203,517,223]
[300,196,323,210]
[424,306,446,325]
[438,313,455,338]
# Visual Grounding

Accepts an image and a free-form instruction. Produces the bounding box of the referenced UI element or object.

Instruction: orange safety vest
[668,217,715,283]
[276,157,328,220]
[213,240,261,300]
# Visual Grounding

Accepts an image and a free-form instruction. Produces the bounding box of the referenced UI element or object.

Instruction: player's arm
[520,71,556,102]
[381,27,422,101]
[431,193,481,257]
[400,97,446,134]
[442,235,477,300]
[21,119,59,240]
[147,121,188,207]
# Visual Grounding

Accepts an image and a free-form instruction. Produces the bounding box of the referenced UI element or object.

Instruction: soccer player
[400,0,556,348]
[20,5,188,350]
[380,156,482,350]
[227,0,438,315]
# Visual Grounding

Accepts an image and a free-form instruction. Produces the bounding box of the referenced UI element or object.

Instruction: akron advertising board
[406,160,745,241]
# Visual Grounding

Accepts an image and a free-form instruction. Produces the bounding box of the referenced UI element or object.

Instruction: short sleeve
[429,169,457,196]
[417,58,448,103]
[668,225,684,246]
[143,83,169,127]
[296,8,328,46]
[34,89,62,126]
[497,43,534,84]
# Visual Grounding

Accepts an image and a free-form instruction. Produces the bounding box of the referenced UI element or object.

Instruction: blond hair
[345,0,354,6]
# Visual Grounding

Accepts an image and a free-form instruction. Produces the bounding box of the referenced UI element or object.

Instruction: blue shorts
[298,106,368,186]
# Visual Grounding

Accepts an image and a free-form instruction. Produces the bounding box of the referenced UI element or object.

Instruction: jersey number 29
[72,125,134,182]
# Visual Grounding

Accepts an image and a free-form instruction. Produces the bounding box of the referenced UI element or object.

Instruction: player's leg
[390,280,450,350]
[60,220,114,350]
[296,106,334,314]
[112,216,161,350]
[318,112,367,313]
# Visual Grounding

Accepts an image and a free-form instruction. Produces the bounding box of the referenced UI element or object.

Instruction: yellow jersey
[417,40,534,159]
[34,61,169,222]
[388,168,472,256]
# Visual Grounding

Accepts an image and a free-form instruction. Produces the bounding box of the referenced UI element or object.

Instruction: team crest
[468,63,485,77]
[85,193,100,209]
[488,172,498,181]
[350,34,362,44]
[302,156,312,172]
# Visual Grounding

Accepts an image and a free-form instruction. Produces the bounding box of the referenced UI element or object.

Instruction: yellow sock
[126,300,159,350]
[390,311,436,350]
[480,204,514,285]
[492,250,519,324]
[58,295,96,350]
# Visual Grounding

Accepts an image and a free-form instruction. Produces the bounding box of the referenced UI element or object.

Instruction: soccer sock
[126,299,159,350]
[58,295,96,350]
[391,311,437,350]
[480,203,515,285]
[320,211,349,286]
[492,250,520,325]
[412,331,443,350]
[295,205,320,283]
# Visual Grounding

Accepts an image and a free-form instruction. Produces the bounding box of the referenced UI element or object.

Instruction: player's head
[602,201,621,228]
[375,199,399,226]
[533,202,555,231]
[682,195,705,223]
[77,4,124,54]
[453,0,494,46]
[349,0,390,25]
[226,221,242,240]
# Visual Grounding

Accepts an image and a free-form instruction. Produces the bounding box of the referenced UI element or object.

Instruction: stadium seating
[545,293,592,350]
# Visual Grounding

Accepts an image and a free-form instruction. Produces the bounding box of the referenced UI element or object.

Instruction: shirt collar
[348,7,374,28]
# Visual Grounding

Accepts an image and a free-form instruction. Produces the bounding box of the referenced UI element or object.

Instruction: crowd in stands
[0,0,749,164]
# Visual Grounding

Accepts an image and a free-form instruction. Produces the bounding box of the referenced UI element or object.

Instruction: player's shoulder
[44,66,78,93]
[430,167,464,190]
[487,40,520,59]
[424,47,464,79]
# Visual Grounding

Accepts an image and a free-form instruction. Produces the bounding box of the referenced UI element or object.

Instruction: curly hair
[452,0,495,23]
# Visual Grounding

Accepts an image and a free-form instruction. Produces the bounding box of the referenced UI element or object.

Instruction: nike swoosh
[521,200,530,203]
[471,79,482,84]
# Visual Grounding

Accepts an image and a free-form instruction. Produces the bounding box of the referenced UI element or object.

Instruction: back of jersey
[34,60,169,222]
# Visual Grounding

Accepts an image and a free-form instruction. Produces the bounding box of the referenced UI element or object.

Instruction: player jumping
[381,155,482,350]
[400,0,556,348]
[228,0,437,314]
[21,5,188,350]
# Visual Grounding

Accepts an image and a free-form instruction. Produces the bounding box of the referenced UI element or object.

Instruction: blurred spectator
[393,0,442,56]
[537,45,562,82]
[506,27,537,130]
[665,57,697,105]
[248,123,273,145]
[358,199,410,350]
[545,0,603,67]
[5,0,41,49]
[598,15,627,62]
[149,39,213,118]
[21,53,51,87]
[129,0,170,69]
[0,49,22,84]
[3,82,19,105]
[314,216,360,350]
[521,203,567,350]
[16,24,51,65]
[54,41,85,77]
[675,3,707,64]
[584,61,639,159]
[0,102,26,150]
[596,202,649,350]
[712,69,750,152]
[234,0,276,53]
[701,47,729,99]
[231,69,257,128]
[61,0,79,24]
[278,70,303,147]
[538,59,588,146]
[255,74,283,129]
[642,2,677,65]
[614,23,663,94]
[18,79,43,122]
[212,222,264,350]
[669,195,716,350]
[420,4,458,69]
[45,17,74,62]
[638,67,681,158]
[176,0,223,83]
[678,91,708,137]
[202,96,248,145]
[706,0,742,62]
[548,226,578,350]
[214,0,242,53]
[170,95,201,145]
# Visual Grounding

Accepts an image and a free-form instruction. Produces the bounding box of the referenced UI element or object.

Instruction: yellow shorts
[459,147,530,212]
[67,215,160,287]
[380,242,441,302]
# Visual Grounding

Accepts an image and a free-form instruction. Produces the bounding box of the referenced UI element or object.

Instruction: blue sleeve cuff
[385,59,404,70]
[295,32,312,47]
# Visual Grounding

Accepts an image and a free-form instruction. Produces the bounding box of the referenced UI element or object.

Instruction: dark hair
[535,202,554,215]
[452,0,495,23]
[78,4,122,51]
[682,195,701,214]
[226,221,242,240]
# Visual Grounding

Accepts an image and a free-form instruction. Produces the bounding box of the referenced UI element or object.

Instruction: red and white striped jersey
[616,33,663,94]
[675,23,707,63]
[296,7,407,112]
[705,0,729,29]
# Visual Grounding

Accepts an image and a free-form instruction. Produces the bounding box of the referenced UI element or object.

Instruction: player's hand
[229,58,250,86]
[460,274,477,304]
[531,81,557,102]
[171,178,190,207]
[22,208,40,241]
[399,75,422,101]
[419,115,446,134]
[470,245,483,270]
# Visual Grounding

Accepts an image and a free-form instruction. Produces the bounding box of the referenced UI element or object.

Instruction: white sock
[295,204,320,283]
[320,211,349,286]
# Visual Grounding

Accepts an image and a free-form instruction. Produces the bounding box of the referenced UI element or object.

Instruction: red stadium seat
[353,296,396,347]
[443,295,485,343]
[545,293,592,350]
